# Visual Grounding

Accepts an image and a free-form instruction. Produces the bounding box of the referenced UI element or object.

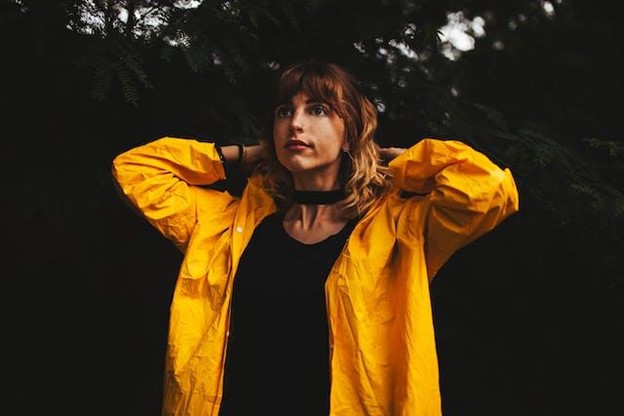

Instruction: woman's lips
[285,139,310,150]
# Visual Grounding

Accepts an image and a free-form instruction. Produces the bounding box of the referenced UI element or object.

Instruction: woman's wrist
[218,143,262,168]
[218,144,243,164]
[244,144,263,166]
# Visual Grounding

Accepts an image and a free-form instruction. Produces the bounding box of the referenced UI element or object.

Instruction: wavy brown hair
[257,60,392,219]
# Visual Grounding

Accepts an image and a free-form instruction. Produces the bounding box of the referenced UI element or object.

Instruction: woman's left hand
[378,146,407,164]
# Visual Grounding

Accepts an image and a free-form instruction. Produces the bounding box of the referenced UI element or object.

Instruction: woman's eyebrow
[305,99,328,105]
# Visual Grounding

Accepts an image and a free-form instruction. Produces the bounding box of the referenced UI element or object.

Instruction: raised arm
[111,136,235,250]
[389,138,520,279]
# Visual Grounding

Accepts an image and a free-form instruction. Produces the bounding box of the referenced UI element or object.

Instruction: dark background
[2,1,622,415]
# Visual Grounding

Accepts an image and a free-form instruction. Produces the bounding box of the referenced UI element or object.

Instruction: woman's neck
[292,172,341,192]
[285,203,341,227]
[283,204,348,244]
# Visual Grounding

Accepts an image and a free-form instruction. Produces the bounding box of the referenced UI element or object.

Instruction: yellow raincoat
[112,136,519,415]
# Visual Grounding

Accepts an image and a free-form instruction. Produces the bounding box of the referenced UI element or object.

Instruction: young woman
[112,60,519,415]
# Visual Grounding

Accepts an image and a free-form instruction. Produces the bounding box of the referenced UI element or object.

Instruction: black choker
[292,189,346,205]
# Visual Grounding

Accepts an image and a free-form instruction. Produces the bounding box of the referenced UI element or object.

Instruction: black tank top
[219,212,357,415]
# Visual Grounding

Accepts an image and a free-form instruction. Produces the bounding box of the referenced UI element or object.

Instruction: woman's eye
[276,107,292,118]
[311,105,328,116]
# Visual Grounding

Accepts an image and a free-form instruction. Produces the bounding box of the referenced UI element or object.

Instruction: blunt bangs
[274,64,347,117]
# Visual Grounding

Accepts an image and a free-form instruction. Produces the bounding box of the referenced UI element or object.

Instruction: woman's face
[273,92,346,189]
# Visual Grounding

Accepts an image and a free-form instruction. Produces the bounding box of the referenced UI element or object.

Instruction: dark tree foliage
[2,0,621,414]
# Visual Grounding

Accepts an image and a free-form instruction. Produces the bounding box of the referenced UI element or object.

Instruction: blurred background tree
[2,0,621,414]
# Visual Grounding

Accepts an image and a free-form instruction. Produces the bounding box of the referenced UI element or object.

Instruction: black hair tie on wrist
[236,144,246,165]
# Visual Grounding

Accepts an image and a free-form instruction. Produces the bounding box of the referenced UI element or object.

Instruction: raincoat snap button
[236,226,243,233]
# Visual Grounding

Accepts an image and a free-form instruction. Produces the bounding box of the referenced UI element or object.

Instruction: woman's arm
[389,138,520,279]
[111,136,237,250]
[219,143,263,166]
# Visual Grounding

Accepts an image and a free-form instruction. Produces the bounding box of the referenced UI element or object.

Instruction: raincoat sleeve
[111,136,233,251]
[388,138,519,279]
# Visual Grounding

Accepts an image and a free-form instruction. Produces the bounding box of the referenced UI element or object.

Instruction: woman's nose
[290,110,304,132]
